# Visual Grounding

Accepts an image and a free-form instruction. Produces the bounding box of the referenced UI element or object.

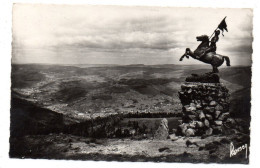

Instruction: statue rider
[197,30,221,59]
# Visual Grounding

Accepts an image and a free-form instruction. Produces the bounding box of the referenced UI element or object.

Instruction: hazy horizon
[11,62,250,68]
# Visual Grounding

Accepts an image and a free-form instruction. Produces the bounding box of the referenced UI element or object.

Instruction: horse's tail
[223,56,231,66]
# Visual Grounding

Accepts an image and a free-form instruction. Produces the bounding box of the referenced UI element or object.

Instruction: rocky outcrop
[177,82,231,136]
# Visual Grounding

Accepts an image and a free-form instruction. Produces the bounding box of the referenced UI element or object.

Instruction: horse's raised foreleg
[179,54,186,61]
[179,48,191,61]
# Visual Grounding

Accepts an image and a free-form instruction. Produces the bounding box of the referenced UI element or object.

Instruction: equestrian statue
[179,17,230,73]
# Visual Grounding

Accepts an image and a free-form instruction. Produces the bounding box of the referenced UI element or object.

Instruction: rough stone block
[196,103,202,109]
[199,111,205,120]
[183,105,196,113]
[190,102,196,107]
[154,118,169,140]
[218,112,229,121]
[185,128,195,137]
[178,123,188,135]
[189,121,197,128]
[187,115,197,121]
[215,110,221,119]
[196,121,204,128]
[209,101,217,106]
[206,114,213,121]
[169,134,178,141]
[215,104,224,111]
[208,96,213,102]
[205,128,213,136]
[214,120,223,126]
[204,119,210,128]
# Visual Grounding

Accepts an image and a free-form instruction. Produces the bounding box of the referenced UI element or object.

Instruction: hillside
[11,64,251,120]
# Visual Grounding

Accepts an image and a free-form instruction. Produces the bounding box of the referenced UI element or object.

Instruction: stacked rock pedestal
[177,82,231,136]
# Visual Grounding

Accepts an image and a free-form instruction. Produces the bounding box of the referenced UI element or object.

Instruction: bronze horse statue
[179,35,230,73]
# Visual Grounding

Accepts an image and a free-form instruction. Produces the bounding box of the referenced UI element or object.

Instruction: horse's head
[196,35,209,42]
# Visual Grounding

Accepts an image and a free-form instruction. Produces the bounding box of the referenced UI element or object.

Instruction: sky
[12,4,253,65]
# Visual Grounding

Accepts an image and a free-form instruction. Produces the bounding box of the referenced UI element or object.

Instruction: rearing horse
[179,35,230,73]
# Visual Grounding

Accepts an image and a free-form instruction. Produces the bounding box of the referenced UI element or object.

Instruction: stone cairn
[177,73,231,137]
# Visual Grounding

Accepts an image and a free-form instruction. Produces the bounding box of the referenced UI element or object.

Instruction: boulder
[206,114,213,121]
[189,121,197,128]
[209,101,217,106]
[187,115,197,121]
[183,105,190,112]
[215,110,221,119]
[185,128,195,137]
[205,128,213,136]
[211,91,216,96]
[154,118,169,140]
[187,88,192,94]
[196,103,202,109]
[204,119,210,128]
[215,104,223,111]
[179,91,184,95]
[177,123,188,136]
[199,111,205,120]
[208,96,213,102]
[169,134,178,141]
[190,103,196,107]
[214,120,223,126]
[196,121,204,128]
[183,105,196,114]
[218,112,230,121]
[188,106,197,112]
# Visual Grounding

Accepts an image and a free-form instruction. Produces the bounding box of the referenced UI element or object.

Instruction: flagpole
[209,28,219,40]
[209,16,227,40]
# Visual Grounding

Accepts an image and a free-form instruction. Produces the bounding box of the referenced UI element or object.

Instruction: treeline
[125,112,182,118]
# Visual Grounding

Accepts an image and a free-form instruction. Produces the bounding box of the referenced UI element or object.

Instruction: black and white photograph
[8,3,253,164]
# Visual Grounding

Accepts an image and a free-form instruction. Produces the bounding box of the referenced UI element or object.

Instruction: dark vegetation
[10,98,65,137]
[10,97,182,139]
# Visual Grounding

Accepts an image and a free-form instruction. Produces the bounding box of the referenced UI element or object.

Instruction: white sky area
[12,4,253,65]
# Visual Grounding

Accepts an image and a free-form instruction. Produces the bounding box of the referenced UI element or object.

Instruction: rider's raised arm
[211,30,220,43]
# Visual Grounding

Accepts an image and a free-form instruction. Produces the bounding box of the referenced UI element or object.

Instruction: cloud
[12,4,253,65]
